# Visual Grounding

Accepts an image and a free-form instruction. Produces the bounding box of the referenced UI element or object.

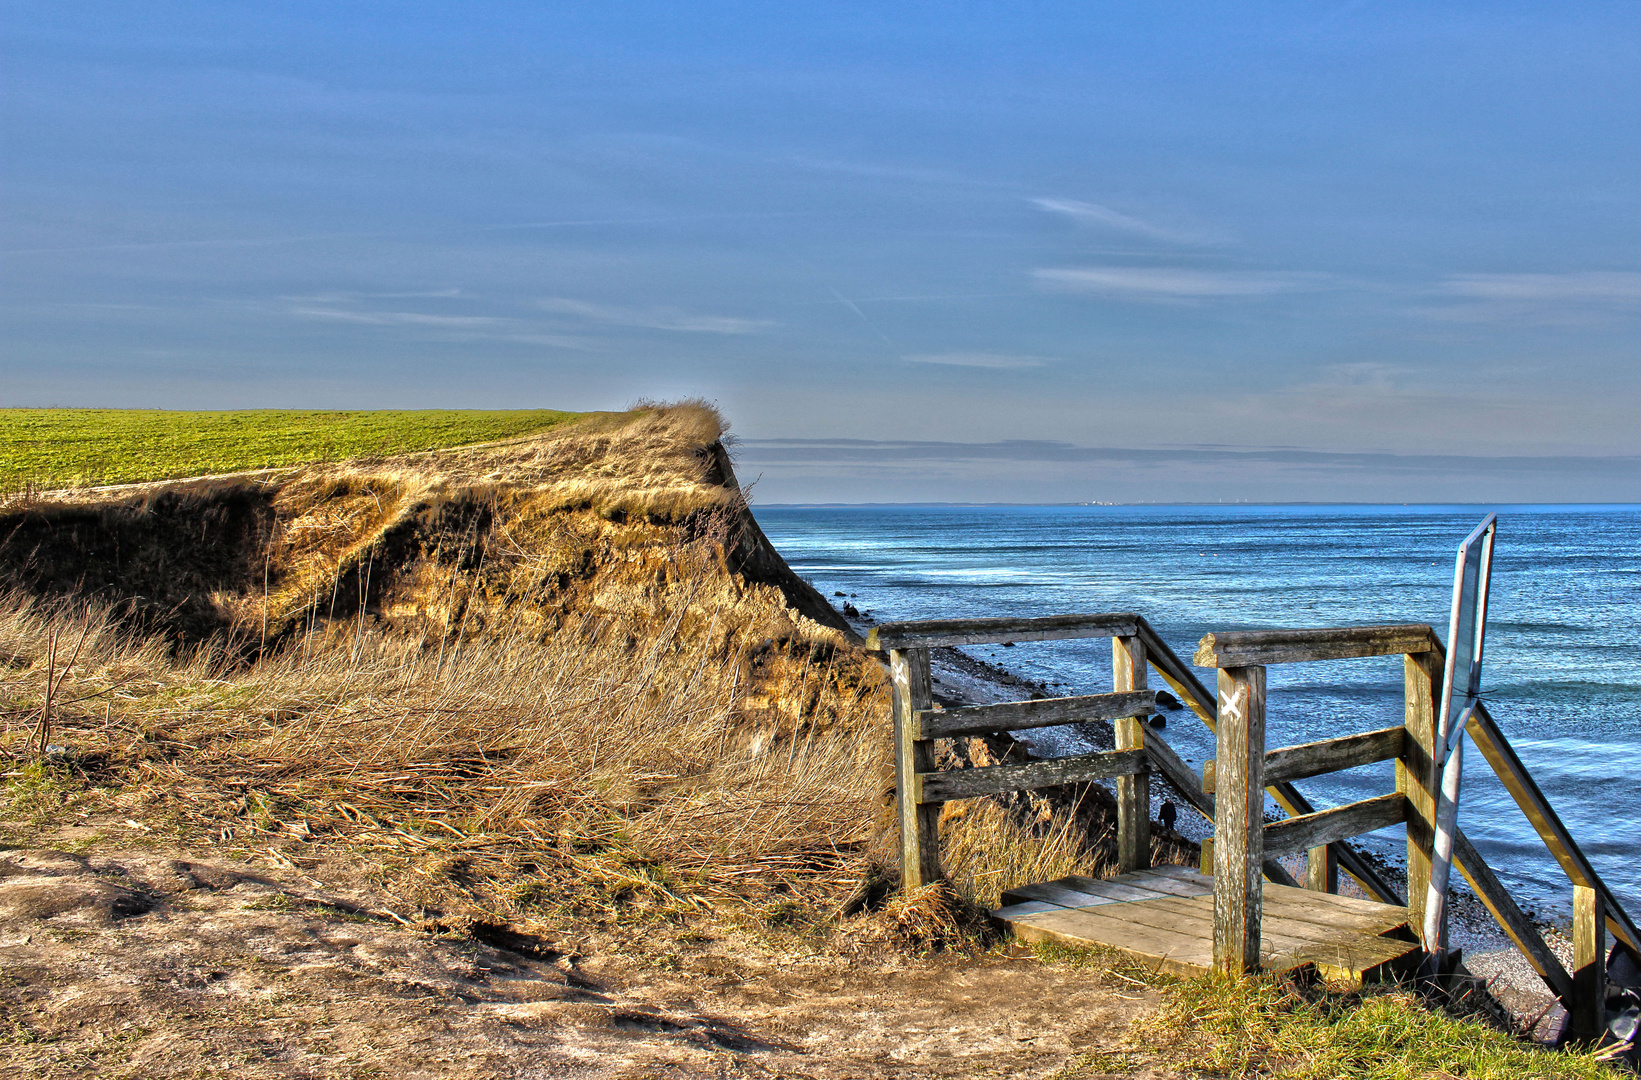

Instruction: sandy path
[0,846,1178,1079]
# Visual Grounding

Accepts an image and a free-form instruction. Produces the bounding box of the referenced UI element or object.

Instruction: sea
[751,503,1641,927]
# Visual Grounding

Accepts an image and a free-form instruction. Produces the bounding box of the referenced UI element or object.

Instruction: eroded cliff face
[0,405,853,658]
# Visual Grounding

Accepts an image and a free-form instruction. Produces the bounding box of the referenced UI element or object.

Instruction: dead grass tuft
[869,880,991,955]
[938,795,1113,910]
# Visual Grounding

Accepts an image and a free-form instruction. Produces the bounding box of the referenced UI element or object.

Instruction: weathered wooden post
[1306,845,1338,894]
[1112,634,1150,873]
[1571,884,1607,1041]
[1400,649,1440,948]
[888,647,941,890]
[1212,665,1266,975]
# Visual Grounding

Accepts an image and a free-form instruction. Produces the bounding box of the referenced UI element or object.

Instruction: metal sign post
[1422,513,1497,969]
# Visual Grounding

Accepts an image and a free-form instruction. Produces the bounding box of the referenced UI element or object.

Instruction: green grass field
[0,408,586,490]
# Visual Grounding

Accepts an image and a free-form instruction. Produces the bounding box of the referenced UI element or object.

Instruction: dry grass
[939,796,1113,910]
[0,590,1130,945]
[0,569,891,929]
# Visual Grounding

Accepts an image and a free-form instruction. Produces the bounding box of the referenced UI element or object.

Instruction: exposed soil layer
[0,408,853,651]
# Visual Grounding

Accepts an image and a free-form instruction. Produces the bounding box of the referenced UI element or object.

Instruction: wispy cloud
[1031,198,1217,245]
[1035,266,1319,299]
[539,297,773,334]
[287,289,464,302]
[1438,272,1641,303]
[291,308,503,328]
[903,352,1051,369]
[1420,271,1641,324]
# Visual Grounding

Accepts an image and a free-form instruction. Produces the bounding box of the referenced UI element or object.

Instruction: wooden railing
[1130,618,1404,904]
[870,611,1636,1035]
[1196,622,1640,1040]
[866,612,1365,893]
[1193,625,1439,977]
[867,615,1159,889]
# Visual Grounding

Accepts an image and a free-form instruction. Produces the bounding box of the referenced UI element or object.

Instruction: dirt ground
[0,841,1180,1079]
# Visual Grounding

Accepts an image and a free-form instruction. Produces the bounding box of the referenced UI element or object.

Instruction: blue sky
[5,2,1640,501]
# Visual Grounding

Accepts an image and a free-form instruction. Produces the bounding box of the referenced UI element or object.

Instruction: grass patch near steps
[1033,940,1620,1079]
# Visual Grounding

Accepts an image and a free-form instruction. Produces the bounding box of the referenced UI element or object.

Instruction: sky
[4,2,1640,502]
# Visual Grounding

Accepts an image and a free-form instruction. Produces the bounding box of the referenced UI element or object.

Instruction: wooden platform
[995,865,1421,983]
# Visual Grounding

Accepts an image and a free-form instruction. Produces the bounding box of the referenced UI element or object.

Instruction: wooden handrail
[1203,726,1405,792]
[1453,828,1574,1001]
[1263,793,1408,857]
[1133,617,1405,906]
[1466,700,1641,957]
[917,747,1146,802]
[913,690,1154,739]
[1194,623,1438,668]
[867,612,1139,650]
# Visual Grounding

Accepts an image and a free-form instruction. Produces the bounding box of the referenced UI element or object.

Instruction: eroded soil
[0,845,1176,1079]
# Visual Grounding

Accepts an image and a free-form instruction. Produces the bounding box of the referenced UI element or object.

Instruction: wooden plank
[1204,733,1402,793]
[1193,624,1438,668]
[1213,665,1266,974]
[1060,875,1180,903]
[1255,891,1410,937]
[1467,701,1641,957]
[1006,886,1417,983]
[1089,891,1412,980]
[866,612,1139,651]
[1134,618,1404,906]
[1263,726,1404,787]
[917,748,1145,802]
[1086,895,1331,957]
[1114,635,1151,873]
[1451,829,1574,1003]
[1263,793,1407,857]
[1002,881,1125,909]
[1400,649,1439,943]
[889,648,941,890]
[1135,893,1417,978]
[1572,885,1606,1041]
[1081,871,1211,899]
[992,900,1064,920]
[1260,881,1413,924]
[1007,906,1215,976]
[1270,936,1420,982]
[913,689,1154,739]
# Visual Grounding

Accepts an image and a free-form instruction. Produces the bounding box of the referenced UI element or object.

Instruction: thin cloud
[1032,198,1216,245]
[291,308,503,328]
[1035,267,1318,299]
[539,297,773,334]
[286,288,464,302]
[1420,272,1641,324]
[1438,272,1641,303]
[903,352,1051,369]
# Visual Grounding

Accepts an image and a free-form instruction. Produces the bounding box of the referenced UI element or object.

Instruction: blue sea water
[751,503,1641,924]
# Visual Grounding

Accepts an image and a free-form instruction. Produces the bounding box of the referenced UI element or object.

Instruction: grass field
[0,408,587,489]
